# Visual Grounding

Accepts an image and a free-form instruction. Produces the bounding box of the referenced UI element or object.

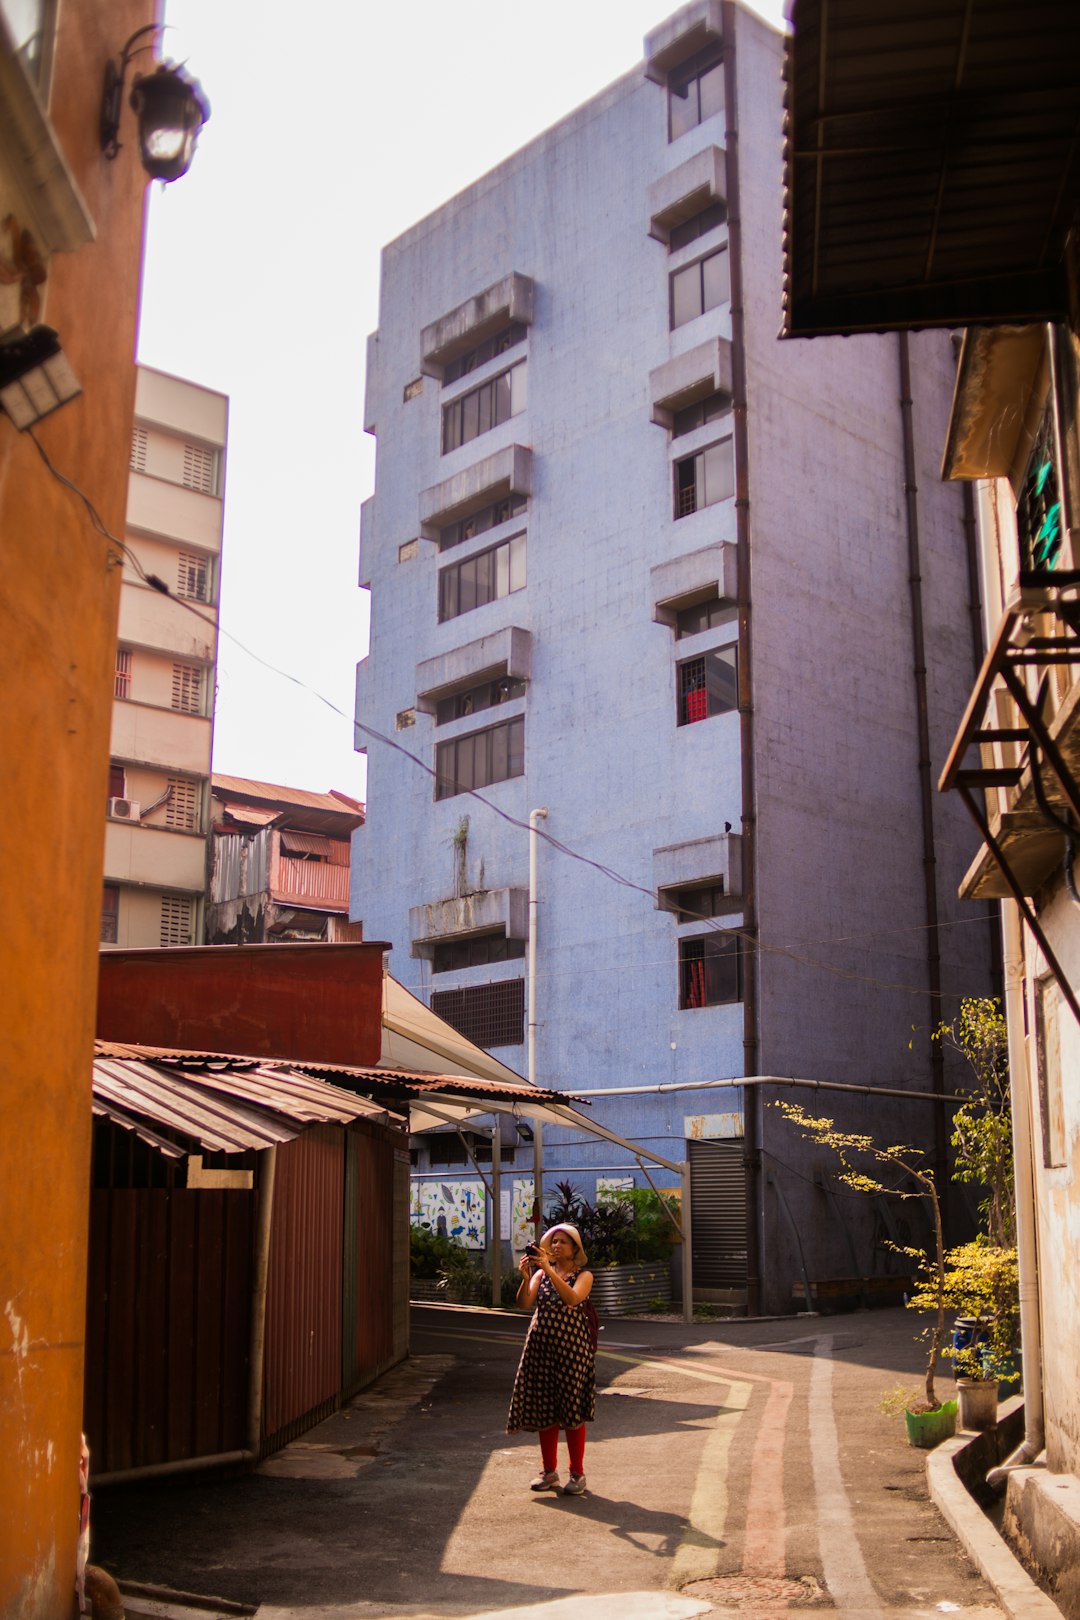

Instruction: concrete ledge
[420,273,534,378]
[644,0,724,84]
[653,831,740,898]
[648,337,732,426]
[419,444,533,539]
[927,1401,1062,1620]
[647,147,727,243]
[416,626,532,709]
[1004,1466,1080,1620]
[409,887,528,957]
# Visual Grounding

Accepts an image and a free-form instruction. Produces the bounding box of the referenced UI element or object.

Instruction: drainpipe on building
[723,0,763,1317]
[987,901,1045,1485]
[528,808,548,1237]
[898,332,948,1193]
[960,478,1005,1006]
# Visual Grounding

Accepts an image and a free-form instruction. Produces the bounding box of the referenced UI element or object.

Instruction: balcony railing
[271,855,350,910]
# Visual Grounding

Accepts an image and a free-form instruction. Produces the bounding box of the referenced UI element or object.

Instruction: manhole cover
[681,1574,827,1607]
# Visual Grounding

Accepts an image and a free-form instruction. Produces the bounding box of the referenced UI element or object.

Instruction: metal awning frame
[939,576,1080,1027]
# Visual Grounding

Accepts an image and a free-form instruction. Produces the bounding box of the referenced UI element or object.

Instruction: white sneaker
[561,1473,587,1496]
[529,1469,559,1491]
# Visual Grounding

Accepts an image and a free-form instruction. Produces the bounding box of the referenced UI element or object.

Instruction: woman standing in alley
[507,1223,596,1496]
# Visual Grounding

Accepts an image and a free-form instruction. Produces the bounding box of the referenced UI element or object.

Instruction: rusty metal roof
[782,0,1080,337]
[93,1042,402,1156]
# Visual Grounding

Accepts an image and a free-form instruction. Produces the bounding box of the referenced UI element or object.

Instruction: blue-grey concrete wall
[353,3,994,1311]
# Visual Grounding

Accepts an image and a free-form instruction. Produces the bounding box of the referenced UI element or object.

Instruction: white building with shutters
[102,366,228,949]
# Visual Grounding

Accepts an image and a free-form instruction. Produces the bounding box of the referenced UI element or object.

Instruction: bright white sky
[138,0,786,801]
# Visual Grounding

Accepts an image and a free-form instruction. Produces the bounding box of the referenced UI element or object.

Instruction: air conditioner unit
[108,798,141,822]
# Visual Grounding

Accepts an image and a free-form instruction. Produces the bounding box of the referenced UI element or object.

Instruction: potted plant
[775,1102,956,1447]
[910,1239,1019,1430]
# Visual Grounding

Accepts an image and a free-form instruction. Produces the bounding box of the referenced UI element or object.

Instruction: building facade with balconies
[102,365,228,949]
[351,0,995,1312]
[206,775,365,945]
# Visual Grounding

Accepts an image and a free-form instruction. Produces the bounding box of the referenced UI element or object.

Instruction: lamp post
[100,26,209,182]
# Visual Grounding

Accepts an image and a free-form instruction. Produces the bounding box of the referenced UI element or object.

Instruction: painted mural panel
[411,1178,487,1249]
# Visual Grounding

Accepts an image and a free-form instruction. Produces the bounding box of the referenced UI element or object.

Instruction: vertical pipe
[898,332,948,1192]
[529,808,548,1235]
[960,476,1004,1006]
[680,1159,694,1326]
[247,1145,276,1456]
[722,1,763,1315]
[491,1124,502,1309]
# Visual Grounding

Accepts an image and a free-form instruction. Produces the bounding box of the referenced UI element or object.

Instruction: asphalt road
[90,1304,1005,1619]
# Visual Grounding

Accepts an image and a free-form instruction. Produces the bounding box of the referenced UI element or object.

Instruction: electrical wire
[34,428,984,1005]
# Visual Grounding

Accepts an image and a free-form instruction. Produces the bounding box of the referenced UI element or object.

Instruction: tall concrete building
[102,365,227,949]
[352,0,995,1312]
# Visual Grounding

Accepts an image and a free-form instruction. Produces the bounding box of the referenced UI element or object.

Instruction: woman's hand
[518,1254,534,1278]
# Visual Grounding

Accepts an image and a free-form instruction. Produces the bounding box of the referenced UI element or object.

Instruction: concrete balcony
[127,471,223,553]
[117,584,217,663]
[110,702,211,775]
[104,820,207,892]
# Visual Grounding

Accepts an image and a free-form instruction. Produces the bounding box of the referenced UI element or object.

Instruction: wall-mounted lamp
[100,25,210,183]
[0,325,81,430]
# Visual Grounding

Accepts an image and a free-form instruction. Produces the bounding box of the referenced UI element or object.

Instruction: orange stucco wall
[0,4,154,1615]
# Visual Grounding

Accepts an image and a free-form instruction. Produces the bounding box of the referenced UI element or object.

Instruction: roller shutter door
[689,1139,747,1287]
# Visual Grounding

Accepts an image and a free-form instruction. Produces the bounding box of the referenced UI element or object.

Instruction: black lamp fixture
[0,326,81,430]
[100,25,209,183]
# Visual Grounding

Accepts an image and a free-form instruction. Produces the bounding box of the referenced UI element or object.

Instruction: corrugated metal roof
[782,0,1080,336]
[92,1043,403,1156]
[212,775,364,816]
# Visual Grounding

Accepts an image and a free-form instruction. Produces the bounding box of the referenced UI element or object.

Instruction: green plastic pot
[904,1400,958,1448]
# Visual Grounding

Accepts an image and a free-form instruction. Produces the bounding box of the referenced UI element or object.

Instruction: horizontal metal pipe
[568,1075,972,1103]
[93,1448,255,1487]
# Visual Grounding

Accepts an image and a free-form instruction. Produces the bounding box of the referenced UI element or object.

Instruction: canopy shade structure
[380,970,534,1091]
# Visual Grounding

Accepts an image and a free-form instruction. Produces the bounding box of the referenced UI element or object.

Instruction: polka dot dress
[507,1269,596,1432]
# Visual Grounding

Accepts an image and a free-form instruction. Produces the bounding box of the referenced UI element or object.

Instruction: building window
[176,551,211,602]
[130,425,148,473]
[669,200,727,252]
[1,0,55,89]
[435,715,524,800]
[431,978,525,1048]
[100,884,120,944]
[403,377,424,401]
[438,533,525,621]
[114,647,132,699]
[679,935,740,1008]
[396,708,416,730]
[432,933,527,972]
[673,391,729,439]
[442,363,526,454]
[165,777,199,831]
[443,322,527,385]
[171,662,203,715]
[665,882,729,923]
[427,1133,470,1167]
[160,894,195,947]
[1017,407,1062,572]
[435,675,526,725]
[439,493,527,552]
[671,247,729,329]
[675,594,736,638]
[675,438,734,517]
[398,538,419,563]
[108,763,126,800]
[182,441,216,495]
[678,647,738,726]
[669,45,724,141]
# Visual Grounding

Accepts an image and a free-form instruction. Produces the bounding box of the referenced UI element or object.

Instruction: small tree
[774,1102,948,1410]
[933,997,1013,1246]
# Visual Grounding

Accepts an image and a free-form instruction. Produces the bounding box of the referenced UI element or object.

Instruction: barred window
[435,715,524,800]
[679,935,739,1009]
[431,978,525,1048]
[165,777,199,831]
[160,894,195,947]
[675,438,734,517]
[114,647,132,699]
[442,363,526,454]
[171,662,203,715]
[678,647,738,726]
[176,551,211,601]
[438,533,525,621]
[100,884,120,945]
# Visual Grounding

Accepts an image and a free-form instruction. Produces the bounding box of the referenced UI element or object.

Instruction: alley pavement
[91,1305,1012,1620]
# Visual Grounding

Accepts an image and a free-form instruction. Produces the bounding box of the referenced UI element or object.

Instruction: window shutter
[171,663,203,714]
[160,894,195,946]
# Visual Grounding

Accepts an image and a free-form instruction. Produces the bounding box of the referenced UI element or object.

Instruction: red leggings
[539,1423,586,1475]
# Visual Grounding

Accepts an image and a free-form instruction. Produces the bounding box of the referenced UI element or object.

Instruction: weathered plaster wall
[0,4,153,1614]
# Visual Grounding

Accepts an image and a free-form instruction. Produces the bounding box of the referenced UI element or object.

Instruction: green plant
[544,1180,677,1267]
[410,1222,488,1303]
[934,997,1013,1246]
[647,1295,669,1314]
[909,1239,1019,1382]
[774,1101,948,1411]
[879,1384,922,1418]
